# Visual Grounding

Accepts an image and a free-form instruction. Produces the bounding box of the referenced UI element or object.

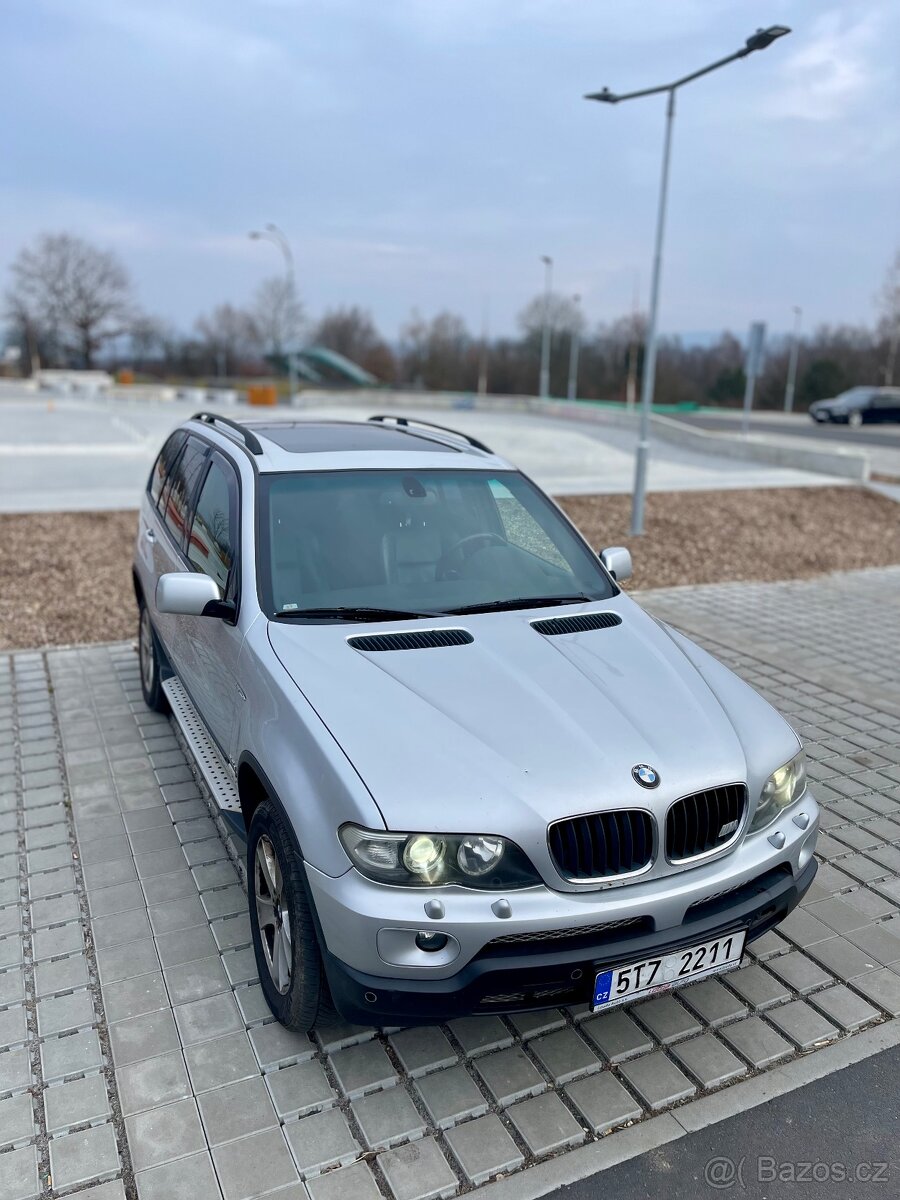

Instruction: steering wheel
[436,532,507,580]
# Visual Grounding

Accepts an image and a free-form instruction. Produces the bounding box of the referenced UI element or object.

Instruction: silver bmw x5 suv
[133,411,819,1031]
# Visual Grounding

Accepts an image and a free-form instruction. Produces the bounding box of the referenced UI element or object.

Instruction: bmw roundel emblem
[632,764,660,789]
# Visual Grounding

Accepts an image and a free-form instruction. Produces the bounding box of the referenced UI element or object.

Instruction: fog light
[415,931,449,953]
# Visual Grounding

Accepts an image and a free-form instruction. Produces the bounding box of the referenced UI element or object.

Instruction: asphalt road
[545,1042,900,1200]
[679,411,900,452]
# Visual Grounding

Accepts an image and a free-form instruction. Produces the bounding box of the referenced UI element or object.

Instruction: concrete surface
[0,390,851,513]
[2,566,900,1198]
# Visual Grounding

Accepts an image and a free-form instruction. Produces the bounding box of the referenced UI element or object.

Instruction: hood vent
[347,628,473,652]
[531,611,622,636]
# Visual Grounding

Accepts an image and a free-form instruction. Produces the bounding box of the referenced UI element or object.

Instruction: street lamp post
[783,305,802,413]
[539,255,553,399]
[585,25,791,535]
[248,222,298,402]
[567,294,581,402]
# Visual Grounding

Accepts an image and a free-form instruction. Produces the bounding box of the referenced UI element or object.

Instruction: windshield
[258,469,616,618]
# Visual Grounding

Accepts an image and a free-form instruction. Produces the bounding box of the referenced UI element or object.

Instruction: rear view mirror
[600,546,633,583]
[156,572,221,616]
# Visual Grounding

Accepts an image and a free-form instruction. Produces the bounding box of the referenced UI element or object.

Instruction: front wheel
[138,601,168,713]
[247,799,332,1031]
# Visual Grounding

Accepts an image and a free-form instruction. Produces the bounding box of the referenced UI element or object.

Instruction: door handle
[144,527,156,543]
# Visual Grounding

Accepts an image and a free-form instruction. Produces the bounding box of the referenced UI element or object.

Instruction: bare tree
[194,304,261,377]
[313,306,395,379]
[400,310,473,390]
[253,275,304,356]
[6,232,134,368]
[517,292,586,339]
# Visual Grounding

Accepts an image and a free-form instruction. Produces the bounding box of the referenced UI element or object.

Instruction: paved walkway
[1,568,900,1199]
[0,394,847,512]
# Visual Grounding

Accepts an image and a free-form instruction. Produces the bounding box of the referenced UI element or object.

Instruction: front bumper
[321,855,818,1025]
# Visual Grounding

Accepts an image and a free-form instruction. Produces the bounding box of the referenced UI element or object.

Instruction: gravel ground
[1,486,897,650]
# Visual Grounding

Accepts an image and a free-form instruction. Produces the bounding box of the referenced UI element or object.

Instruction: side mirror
[600,546,633,583]
[156,572,222,616]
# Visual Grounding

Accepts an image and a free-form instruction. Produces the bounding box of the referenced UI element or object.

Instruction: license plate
[592,930,746,1011]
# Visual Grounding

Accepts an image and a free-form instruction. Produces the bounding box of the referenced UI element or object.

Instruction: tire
[247,799,332,1031]
[848,411,863,428]
[138,600,169,714]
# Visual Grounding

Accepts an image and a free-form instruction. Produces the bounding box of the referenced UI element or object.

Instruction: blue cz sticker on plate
[593,970,613,1007]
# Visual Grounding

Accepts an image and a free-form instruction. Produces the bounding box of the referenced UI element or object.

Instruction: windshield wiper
[273,606,444,622]
[445,594,592,616]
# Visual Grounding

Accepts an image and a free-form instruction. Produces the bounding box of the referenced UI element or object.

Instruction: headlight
[749,751,807,834]
[340,826,539,889]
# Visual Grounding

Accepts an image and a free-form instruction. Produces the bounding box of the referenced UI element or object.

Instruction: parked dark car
[809,387,900,427]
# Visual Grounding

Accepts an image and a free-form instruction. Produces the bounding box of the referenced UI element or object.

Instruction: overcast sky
[2,0,898,341]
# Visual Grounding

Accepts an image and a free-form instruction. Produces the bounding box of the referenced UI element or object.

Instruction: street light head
[541,255,552,266]
[585,86,619,103]
[248,230,262,240]
[745,24,791,52]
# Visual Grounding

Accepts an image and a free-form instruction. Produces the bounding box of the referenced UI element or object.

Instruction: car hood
[266,595,796,837]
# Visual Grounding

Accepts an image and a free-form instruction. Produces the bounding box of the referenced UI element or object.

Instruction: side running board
[162,677,241,814]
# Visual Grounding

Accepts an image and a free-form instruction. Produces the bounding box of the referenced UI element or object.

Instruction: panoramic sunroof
[251,422,458,454]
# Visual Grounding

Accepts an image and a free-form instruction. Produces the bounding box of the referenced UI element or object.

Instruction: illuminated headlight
[749,751,807,834]
[340,826,537,889]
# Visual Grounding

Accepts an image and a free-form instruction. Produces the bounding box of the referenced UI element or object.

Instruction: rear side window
[149,431,186,506]
[161,437,208,551]
[188,459,237,593]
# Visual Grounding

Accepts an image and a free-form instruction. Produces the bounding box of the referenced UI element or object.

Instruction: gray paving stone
[182,838,227,868]
[447,1015,513,1057]
[378,1135,458,1200]
[264,1057,336,1121]
[103,972,169,1024]
[28,864,75,900]
[670,1033,748,1088]
[49,1122,121,1189]
[0,904,20,941]
[0,966,24,1007]
[720,1015,794,1068]
[164,955,231,1006]
[73,1182,127,1200]
[82,858,139,891]
[808,984,878,1033]
[351,1083,426,1150]
[284,1106,360,1178]
[307,1162,381,1200]
[212,1127,300,1200]
[183,1030,260,1095]
[507,1008,567,1040]
[564,1070,643,1134]
[766,952,835,998]
[147,896,207,936]
[198,1075,279,1146]
[30,892,80,928]
[122,806,172,833]
[618,1051,696,1110]
[44,1073,111,1134]
[473,1044,545,1105]
[235,983,273,1027]
[92,907,154,950]
[509,1090,586,1158]
[808,897,872,936]
[109,1009,180,1068]
[249,1021,316,1072]
[851,967,900,1016]
[192,860,241,892]
[634,995,702,1044]
[0,1047,32,1097]
[0,1091,34,1147]
[97,938,161,985]
[221,945,260,987]
[680,977,748,1026]
[129,824,181,854]
[580,1009,653,1062]
[0,1005,27,1049]
[35,953,90,998]
[126,1096,206,1172]
[329,1039,397,1098]
[155,925,218,969]
[211,914,252,952]
[767,999,840,1049]
[414,1063,489,1130]
[0,934,23,970]
[389,1027,456,1078]
[530,1027,601,1085]
[141,870,198,905]
[40,1028,104,1083]
[134,1150,223,1200]
[807,935,881,980]
[33,919,84,961]
[173,990,243,1047]
[116,1050,192,1117]
[844,922,900,966]
[37,988,96,1036]
[726,963,791,1010]
[445,1111,524,1183]
[0,1143,39,1200]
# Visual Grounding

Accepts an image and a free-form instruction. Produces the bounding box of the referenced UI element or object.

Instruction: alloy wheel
[255,835,293,994]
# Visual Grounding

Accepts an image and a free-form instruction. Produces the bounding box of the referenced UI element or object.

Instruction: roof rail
[191,412,264,456]
[368,414,492,455]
